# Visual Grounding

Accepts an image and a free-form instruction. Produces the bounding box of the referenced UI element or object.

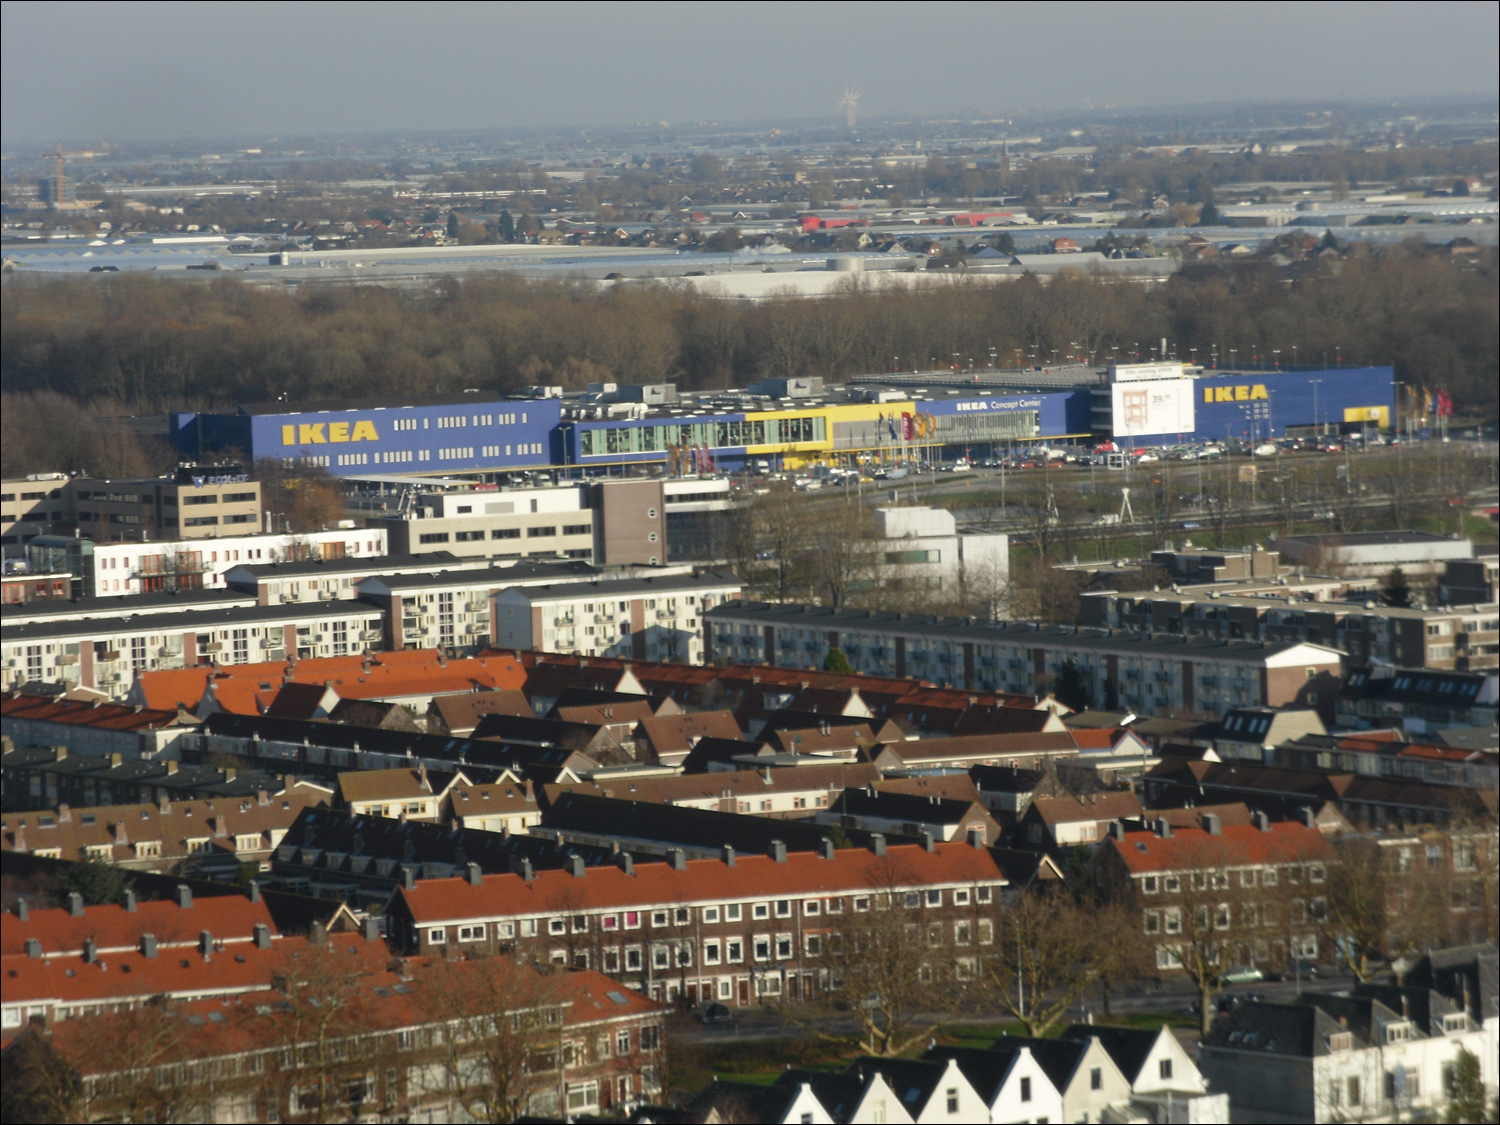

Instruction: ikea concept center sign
[1107,364,1394,444]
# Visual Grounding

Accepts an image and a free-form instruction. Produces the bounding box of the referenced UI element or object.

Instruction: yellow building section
[744,400,920,468]
[1343,406,1390,427]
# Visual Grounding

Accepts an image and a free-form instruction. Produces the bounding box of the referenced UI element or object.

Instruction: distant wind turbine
[838,86,861,129]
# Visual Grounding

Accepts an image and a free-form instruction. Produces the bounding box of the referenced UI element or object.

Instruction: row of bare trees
[3,245,1494,432]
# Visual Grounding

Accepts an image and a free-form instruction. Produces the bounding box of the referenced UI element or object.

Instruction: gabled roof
[553,698,656,728]
[393,839,1007,925]
[1106,820,1328,876]
[426,689,533,734]
[336,767,466,806]
[544,761,878,810]
[875,731,1078,766]
[635,710,744,758]
[988,1035,1093,1093]
[853,1055,969,1116]
[1027,791,1142,826]
[2,792,319,865]
[688,1079,805,1124]
[952,705,1065,737]
[1062,1023,1172,1082]
[921,1044,1031,1104]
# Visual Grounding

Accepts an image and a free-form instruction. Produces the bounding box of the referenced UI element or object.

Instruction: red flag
[1437,390,1453,417]
[902,412,914,440]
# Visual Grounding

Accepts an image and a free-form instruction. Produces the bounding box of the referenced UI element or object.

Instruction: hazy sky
[3,1,1496,143]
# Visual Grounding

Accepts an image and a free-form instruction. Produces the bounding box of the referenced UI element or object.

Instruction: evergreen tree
[498,209,516,243]
[1444,1047,1486,1124]
[822,647,853,674]
[1379,566,1413,607]
[1197,200,1221,226]
[50,857,130,907]
[1052,658,1091,711]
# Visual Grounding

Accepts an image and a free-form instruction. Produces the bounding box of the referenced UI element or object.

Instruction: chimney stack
[668,848,687,872]
[68,892,85,918]
[466,862,482,886]
[1203,813,1222,836]
[967,826,986,849]
[721,845,736,867]
[175,884,193,909]
[123,889,137,912]
[870,833,887,857]
[519,858,534,883]
[363,916,381,943]
[617,852,635,875]
[567,855,586,878]
[141,933,158,958]
[820,838,836,860]
[770,840,787,863]
[247,880,261,904]
[253,923,272,950]
[83,939,98,964]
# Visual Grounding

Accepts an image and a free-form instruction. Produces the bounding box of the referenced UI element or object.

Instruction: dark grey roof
[706,602,1339,662]
[687,1080,801,1123]
[541,791,900,856]
[277,806,657,883]
[988,1035,1090,1093]
[226,552,475,579]
[368,559,602,591]
[829,787,981,826]
[500,569,742,600]
[921,1045,1024,1103]
[200,712,597,779]
[1,589,253,622]
[1341,665,1493,707]
[239,392,539,415]
[851,1056,955,1114]
[774,1069,869,1121]
[1,598,381,642]
[1061,1023,1166,1081]
[969,765,1047,793]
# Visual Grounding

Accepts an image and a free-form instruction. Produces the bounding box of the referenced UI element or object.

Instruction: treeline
[1,245,1495,426]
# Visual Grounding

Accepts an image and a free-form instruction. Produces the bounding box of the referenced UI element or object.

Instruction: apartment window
[428,928,446,945]
[1159,1059,1173,1081]
[1142,876,1159,893]
[1091,1067,1102,1091]
[1020,1076,1031,1102]
[724,904,742,922]
[946,1089,959,1113]
[549,919,567,936]
[527,526,557,538]
[491,528,520,540]
[853,896,871,912]
[775,934,793,959]
[652,946,671,970]
[625,947,643,971]
[703,940,722,965]
[702,906,720,924]
[457,924,486,942]
[726,939,744,963]
[752,903,770,920]
[753,937,771,962]
[418,532,450,544]
[774,899,792,918]
[616,1029,631,1055]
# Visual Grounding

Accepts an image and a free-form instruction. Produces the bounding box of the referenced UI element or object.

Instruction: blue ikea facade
[173,396,563,474]
[1190,366,1393,443]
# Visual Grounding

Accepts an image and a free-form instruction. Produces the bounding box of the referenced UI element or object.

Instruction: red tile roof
[0,693,189,732]
[395,841,1007,925]
[2,894,278,958]
[1108,820,1329,875]
[133,651,527,714]
[1,932,387,1011]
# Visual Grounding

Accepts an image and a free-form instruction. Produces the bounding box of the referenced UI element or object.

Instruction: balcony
[466,601,488,613]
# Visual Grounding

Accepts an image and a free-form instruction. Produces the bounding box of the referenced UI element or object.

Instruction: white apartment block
[495,571,742,664]
[74,528,386,598]
[2,602,385,697]
[874,506,1008,598]
[376,486,595,562]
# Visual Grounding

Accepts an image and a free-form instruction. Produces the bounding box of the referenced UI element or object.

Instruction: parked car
[1218,966,1265,986]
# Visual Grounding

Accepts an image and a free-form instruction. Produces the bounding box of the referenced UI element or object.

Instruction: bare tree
[415,958,561,1124]
[980,893,1145,1036]
[816,854,957,1055]
[808,499,876,610]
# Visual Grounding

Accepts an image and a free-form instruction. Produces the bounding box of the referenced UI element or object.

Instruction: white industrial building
[874,505,1008,600]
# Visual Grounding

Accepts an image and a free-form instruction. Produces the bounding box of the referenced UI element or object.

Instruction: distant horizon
[3,2,1495,145]
[5,92,1499,153]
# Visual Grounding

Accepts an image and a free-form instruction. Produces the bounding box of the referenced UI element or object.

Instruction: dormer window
[1329,1032,1352,1052]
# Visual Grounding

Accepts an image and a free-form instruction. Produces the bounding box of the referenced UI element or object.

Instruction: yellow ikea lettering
[281,425,295,445]
[351,420,378,442]
[1249,384,1268,400]
[1213,387,1233,403]
[298,423,326,444]
[1234,385,1249,401]
[329,422,350,442]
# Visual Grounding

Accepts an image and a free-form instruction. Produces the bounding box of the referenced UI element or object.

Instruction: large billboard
[1111,379,1196,439]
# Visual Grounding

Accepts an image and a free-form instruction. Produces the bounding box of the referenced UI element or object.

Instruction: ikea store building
[171,365,1394,478]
